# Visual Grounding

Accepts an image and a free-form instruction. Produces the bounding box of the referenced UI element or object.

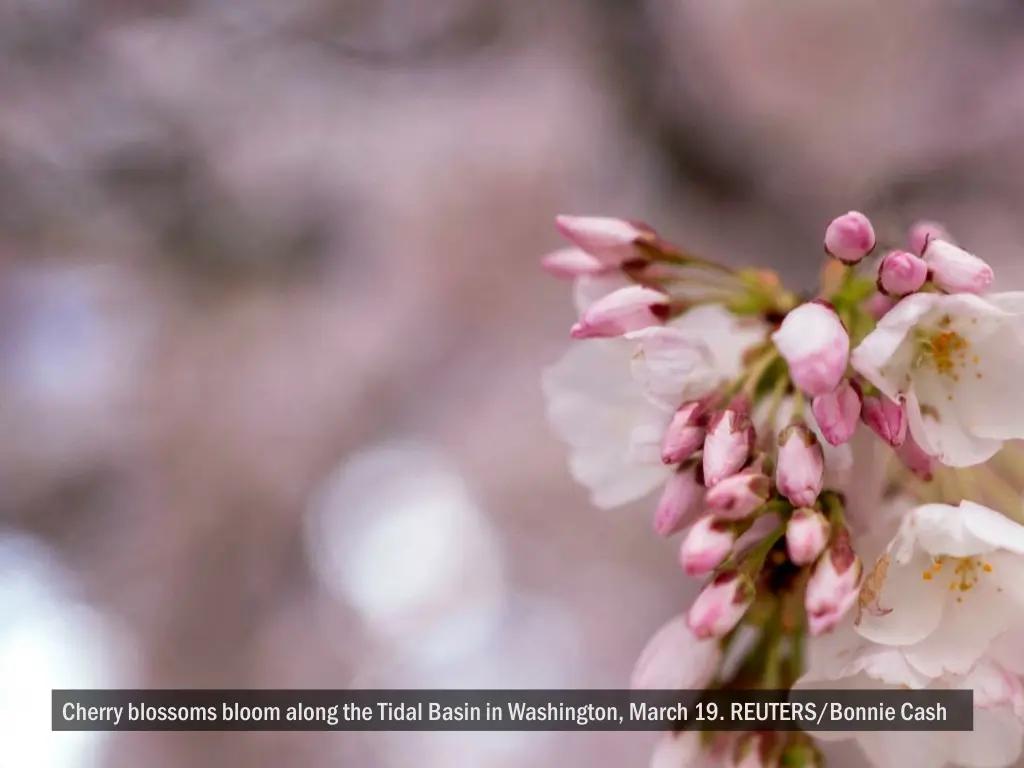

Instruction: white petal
[543,340,672,508]
[573,274,632,313]
[961,502,1024,554]
[855,549,946,646]
[983,291,1024,315]
[988,625,1024,675]
[904,585,1012,677]
[949,708,1024,768]
[909,375,1002,467]
[909,502,999,558]
[626,327,720,410]
[988,550,1024,605]
[670,305,765,379]
[857,730,951,768]
[851,293,940,400]
[960,325,1024,440]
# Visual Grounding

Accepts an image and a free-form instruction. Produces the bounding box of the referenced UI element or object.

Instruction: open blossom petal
[631,614,721,690]
[626,327,720,411]
[851,292,1024,467]
[856,501,1024,677]
[543,339,673,508]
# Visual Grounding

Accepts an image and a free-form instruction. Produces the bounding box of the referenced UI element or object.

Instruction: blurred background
[3,0,1024,765]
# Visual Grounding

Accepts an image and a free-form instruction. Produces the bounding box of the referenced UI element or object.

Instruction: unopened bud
[908,220,953,257]
[864,293,896,320]
[703,409,755,487]
[661,401,708,464]
[771,302,850,398]
[705,470,771,521]
[811,380,861,446]
[786,508,831,567]
[687,570,755,639]
[861,395,907,447]
[824,211,875,264]
[897,432,937,481]
[653,469,705,537]
[877,250,927,297]
[776,425,824,507]
[680,516,736,576]
[922,240,994,295]
[805,527,862,636]
[570,285,669,339]
[540,247,608,278]
[555,215,653,266]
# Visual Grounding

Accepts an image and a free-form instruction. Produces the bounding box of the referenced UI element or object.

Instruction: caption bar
[52,690,973,732]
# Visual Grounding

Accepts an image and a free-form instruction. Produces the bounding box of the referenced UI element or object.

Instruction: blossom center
[913,316,982,384]
[921,555,996,603]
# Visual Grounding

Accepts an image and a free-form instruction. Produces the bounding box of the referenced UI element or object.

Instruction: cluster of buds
[540,209,1020,768]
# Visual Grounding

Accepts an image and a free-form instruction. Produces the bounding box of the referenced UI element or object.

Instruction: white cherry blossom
[542,301,764,508]
[850,292,1024,467]
[855,501,1024,678]
[798,624,1024,768]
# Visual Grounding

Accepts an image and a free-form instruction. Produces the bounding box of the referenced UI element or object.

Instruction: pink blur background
[3,1,1024,765]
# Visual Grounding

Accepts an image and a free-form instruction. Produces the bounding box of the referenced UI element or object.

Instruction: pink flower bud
[631,614,722,690]
[680,516,736,576]
[864,293,896,320]
[687,570,755,639]
[540,247,608,278]
[811,380,861,446]
[805,527,862,636]
[775,424,824,507]
[569,285,669,339]
[786,508,831,567]
[897,432,937,481]
[824,211,875,264]
[653,469,705,537]
[909,220,953,257]
[861,395,907,447]
[704,470,770,521]
[771,302,850,397]
[922,240,994,295]
[661,401,708,464]
[703,409,754,487]
[555,215,653,266]
[877,250,927,297]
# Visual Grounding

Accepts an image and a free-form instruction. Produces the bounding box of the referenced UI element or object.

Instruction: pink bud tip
[786,508,831,567]
[922,240,994,295]
[569,285,669,339]
[554,215,651,266]
[686,571,754,639]
[805,528,862,636]
[704,470,771,521]
[771,302,850,398]
[653,470,705,537]
[877,250,928,297]
[775,425,824,508]
[540,247,608,278]
[679,516,735,577]
[897,432,937,482]
[811,380,861,446]
[661,401,707,464]
[862,395,907,447]
[702,410,754,487]
[864,293,896,320]
[908,220,953,257]
[824,211,875,264]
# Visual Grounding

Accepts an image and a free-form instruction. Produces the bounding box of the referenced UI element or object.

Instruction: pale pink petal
[631,615,721,690]
[626,327,719,410]
[855,550,945,646]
